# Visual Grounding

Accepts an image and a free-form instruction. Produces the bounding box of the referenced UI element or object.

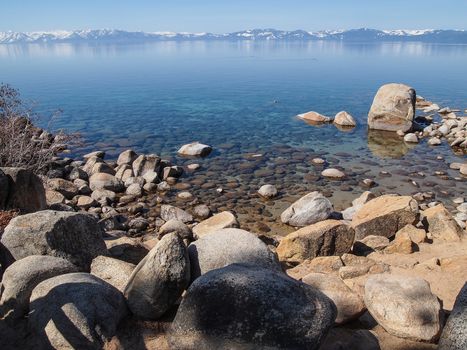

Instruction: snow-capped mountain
[0,28,466,44]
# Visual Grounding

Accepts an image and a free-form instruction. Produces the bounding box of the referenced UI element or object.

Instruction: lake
[1,40,466,234]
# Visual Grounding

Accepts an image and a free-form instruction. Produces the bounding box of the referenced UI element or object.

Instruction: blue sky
[1,0,466,32]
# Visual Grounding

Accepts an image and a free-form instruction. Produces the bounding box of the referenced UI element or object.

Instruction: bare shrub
[0,84,77,173]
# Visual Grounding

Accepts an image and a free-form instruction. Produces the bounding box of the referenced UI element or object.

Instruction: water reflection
[367,130,415,159]
[1,40,467,59]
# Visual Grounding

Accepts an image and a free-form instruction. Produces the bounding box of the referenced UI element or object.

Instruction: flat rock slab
[192,211,238,239]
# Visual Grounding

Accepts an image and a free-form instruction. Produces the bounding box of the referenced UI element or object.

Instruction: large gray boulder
[169,264,336,350]
[188,228,281,280]
[0,255,78,321]
[124,233,190,320]
[1,210,108,270]
[29,273,127,350]
[438,283,467,350]
[0,167,46,213]
[364,274,443,342]
[281,191,333,227]
[368,83,416,132]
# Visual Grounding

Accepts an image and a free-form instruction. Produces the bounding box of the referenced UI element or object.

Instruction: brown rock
[422,204,464,242]
[352,195,419,240]
[286,256,344,280]
[277,220,355,265]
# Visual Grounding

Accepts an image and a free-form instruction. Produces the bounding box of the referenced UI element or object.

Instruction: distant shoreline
[1,28,467,45]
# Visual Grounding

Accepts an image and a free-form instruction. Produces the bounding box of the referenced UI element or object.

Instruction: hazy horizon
[2,0,466,33]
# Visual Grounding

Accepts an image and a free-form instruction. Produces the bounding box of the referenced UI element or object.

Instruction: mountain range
[1,28,466,44]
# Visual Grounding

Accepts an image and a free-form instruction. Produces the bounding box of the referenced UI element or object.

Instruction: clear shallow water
[1,41,466,234]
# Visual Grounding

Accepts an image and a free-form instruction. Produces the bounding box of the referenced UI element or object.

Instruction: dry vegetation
[0,84,76,173]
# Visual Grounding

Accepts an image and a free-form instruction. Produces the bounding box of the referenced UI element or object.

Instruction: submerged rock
[169,264,336,350]
[368,83,416,132]
[281,191,333,227]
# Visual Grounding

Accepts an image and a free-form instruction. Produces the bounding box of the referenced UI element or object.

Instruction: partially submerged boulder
[188,228,281,280]
[298,111,332,123]
[178,142,212,157]
[334,111,357,127]
[29,273,127,350]
[1,210,108,270]
[124,233,190,320]
[277,220,355,265]
[281,191,333,227]
[368,83,416,132]
[169,264,336,350]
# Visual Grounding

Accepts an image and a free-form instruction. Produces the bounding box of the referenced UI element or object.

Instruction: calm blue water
[0,41,466,231]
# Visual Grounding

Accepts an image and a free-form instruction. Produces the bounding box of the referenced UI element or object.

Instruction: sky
[1,0,466,33]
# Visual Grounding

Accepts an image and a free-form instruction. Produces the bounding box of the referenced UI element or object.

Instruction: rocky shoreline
[0,83,466,350]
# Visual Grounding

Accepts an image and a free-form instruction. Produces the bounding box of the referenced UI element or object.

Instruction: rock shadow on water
[367,130,415,159]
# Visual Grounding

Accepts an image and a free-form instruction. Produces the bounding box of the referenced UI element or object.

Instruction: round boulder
[169,264,337,350]
[1,210,108,270]
[364,274,443,342]
[178,142,212,157]
[188,228,281,280]
[281,191,333,227]
[258,184,278,199]
[29,273,127,350]
[0,255,78,321]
